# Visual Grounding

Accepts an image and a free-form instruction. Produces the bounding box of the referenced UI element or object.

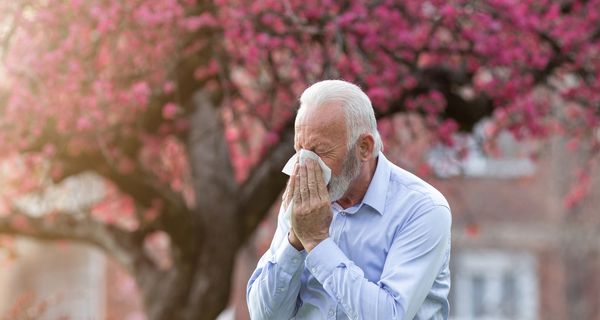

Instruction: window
[450,250,538,320]
[428,120,536,179]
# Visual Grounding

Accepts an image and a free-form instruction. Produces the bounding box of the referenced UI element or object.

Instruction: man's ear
[358,133,375,161]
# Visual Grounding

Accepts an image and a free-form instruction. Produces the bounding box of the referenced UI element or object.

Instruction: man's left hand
[292,159,332,252]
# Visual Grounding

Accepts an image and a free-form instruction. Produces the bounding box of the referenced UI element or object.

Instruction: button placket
[330,209,342,244]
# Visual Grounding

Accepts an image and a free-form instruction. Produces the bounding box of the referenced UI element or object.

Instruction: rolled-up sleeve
[247,205,306,319]
[304,204,451,320]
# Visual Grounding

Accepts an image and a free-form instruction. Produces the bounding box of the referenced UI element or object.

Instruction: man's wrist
[303,238,326,253]
[288,232,304,251]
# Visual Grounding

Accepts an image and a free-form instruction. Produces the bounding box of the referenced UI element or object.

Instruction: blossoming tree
[0,0,598,319]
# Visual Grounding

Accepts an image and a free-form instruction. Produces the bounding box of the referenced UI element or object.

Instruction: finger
[292,160,300,178]
[284,164,298,204]
[315,162,329,202]
[293,163,301,206]
[306,159,319,205]
[284,165,298,206]
[299,162,309,204]
[282,178,289,202]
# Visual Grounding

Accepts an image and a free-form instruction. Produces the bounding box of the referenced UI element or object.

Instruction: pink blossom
[162,103,178,119]
[163,81,175,93]
[265,131,279,146]
[181,13,217,31]
[76,117,92,131]
[131,81,151,106]
[11,215,29,230]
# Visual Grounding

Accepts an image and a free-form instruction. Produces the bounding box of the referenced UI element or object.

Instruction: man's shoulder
[383,160,452,243]
[385,159,449,210]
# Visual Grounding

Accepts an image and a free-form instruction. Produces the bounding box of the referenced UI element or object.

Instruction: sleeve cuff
[273,234,307,275]
[305,238,349,284]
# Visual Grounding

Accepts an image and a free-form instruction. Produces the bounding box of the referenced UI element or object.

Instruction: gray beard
[328,143,361,201]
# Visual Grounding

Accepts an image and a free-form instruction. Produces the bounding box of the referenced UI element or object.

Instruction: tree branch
[51,152,188,217]
[185,90,238,239]
[0,208,154,274]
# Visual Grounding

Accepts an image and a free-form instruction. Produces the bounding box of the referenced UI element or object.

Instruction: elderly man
[247,80,451,320]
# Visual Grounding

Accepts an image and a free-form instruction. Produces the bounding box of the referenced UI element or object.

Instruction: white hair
[298,80,383,156]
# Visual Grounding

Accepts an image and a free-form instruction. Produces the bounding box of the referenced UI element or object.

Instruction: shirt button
[340,211,346,216]
[328,309,335,317]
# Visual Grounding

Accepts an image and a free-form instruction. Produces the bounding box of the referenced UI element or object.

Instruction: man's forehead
[297,101,344,119]
[294,116,345,135]
[294,122,346,149]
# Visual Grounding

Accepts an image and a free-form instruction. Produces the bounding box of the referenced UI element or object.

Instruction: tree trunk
[135,89,244,320]
[134,88,291,319]
[182,222,241,320]
[135,205,242,320]
[137,234,241,320]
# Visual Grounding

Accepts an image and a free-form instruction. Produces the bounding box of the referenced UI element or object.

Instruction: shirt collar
[360,151,391,215]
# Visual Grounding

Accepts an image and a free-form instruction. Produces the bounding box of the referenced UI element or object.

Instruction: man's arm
[305,205,451,320]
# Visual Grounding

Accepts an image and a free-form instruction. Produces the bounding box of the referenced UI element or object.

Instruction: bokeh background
[0,1,599,319]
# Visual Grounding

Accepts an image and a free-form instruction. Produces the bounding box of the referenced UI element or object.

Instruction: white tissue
[282,149,331,184]
[280,150,332,229]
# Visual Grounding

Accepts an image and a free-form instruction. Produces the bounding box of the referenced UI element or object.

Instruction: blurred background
[0,0,599,319]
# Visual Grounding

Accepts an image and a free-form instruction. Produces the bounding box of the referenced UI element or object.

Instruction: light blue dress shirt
[247,152,452,320]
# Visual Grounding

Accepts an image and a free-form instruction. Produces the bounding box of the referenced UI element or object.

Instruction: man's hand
[282,164,304,251]
[292,159,332,252]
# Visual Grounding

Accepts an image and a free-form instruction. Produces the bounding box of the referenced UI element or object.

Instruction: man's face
[294,102,360,200]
